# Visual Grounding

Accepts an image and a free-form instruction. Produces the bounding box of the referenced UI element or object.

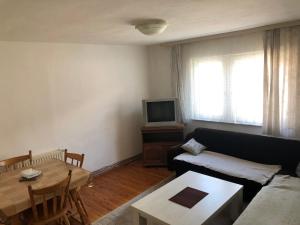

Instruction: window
[190,51,263,125]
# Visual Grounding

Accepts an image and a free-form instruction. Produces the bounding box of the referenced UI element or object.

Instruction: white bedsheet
[174,151,281,184]
[233,175,300,225]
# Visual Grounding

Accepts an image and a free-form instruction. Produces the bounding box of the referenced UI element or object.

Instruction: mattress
[174,151,281,184]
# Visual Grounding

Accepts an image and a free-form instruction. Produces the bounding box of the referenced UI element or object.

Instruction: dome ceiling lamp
[134,19,168,35]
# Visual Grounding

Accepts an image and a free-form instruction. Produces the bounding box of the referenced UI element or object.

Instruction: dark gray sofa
[167,128,300,201]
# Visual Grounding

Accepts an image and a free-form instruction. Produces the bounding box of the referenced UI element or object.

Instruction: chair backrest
[0,150,32,172]
[64,149,84,168]
[28,170,72,223]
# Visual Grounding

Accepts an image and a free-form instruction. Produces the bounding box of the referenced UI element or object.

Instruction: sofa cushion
[268,175,300,191]
[233,175,300,225]
[174,151,281,184]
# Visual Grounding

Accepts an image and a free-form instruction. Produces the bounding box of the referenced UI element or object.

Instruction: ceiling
[0,0,300,45]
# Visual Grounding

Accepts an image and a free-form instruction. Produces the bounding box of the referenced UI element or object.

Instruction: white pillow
[181,138,206,155]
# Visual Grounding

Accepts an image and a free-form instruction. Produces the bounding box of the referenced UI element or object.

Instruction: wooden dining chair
[27,170,72,225]
[0,150,32,172]
[64,149,84,168]
[64,149,89,224]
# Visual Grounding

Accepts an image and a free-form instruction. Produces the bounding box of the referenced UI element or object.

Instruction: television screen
[147,101,175,122]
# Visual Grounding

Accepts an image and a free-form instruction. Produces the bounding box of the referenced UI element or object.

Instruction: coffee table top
[131,171,243,225]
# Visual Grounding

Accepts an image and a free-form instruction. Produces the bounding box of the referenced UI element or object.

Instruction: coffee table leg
[132,209,150,225]
[132,209,140,225]
[229,189,243,221]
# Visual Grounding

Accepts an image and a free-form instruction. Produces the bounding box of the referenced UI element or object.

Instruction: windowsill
[191,119,262,128]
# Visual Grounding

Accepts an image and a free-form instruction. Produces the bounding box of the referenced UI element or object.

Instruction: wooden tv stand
[141,124,184,166]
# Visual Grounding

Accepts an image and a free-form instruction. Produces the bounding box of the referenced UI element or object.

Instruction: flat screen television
[142,98,178,126]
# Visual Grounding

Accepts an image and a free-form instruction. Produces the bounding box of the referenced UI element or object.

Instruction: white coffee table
[131,171,243,225]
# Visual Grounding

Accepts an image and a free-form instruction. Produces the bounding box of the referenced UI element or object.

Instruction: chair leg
[70,189,90,225]
[62,215,70,225]
[77,194,88,217]
[56,218,62,225]
[68,195,73,209]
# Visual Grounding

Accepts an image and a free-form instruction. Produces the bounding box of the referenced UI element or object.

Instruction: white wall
[147,45,173,98]
[147,45,263,135]
[0,41,149,172]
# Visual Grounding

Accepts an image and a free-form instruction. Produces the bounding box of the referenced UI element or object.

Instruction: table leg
[69,189,90,225]
[132,209,140,225]
[132,209,150,225]
[131,209,160,225]
[229,189,243,221]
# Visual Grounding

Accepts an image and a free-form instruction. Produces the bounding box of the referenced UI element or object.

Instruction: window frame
[189,51,264,126]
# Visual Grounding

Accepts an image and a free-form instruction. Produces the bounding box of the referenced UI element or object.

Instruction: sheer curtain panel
[263,26,300,138]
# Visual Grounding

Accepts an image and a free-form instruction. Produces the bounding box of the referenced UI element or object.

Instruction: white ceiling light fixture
[135,19,168,35]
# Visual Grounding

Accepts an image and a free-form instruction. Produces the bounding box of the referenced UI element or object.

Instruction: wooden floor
[79,159,173,222]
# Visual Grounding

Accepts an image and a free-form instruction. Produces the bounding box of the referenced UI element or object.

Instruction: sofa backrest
[189,128,300,172]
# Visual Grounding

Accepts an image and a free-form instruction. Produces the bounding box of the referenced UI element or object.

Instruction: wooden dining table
[0,159,91,225]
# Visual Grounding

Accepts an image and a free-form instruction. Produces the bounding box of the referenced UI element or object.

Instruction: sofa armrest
[167,144,184,170]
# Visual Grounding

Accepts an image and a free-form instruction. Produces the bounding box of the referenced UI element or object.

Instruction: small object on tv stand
[141,124,184,167]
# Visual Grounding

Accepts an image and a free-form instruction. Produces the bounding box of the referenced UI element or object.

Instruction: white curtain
[171,45,185,123]
[171,44,193,123]
[263,26,300,138]
[172,32,264,125]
